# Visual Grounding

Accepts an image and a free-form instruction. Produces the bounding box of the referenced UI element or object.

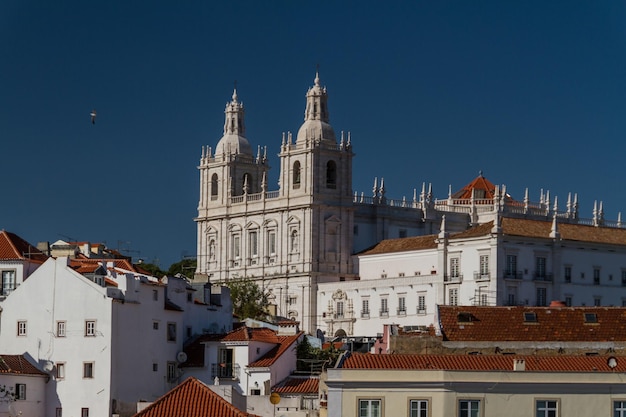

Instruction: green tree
[226,278,269,320]
[135,262,166,277]
[167,258,197,278]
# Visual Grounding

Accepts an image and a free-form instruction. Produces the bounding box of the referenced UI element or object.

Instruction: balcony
[416,307,427,315]
[533,272,553,282]
[210,363,240,380]
[361,311,370,319]
[397,308,407,317]
[503,270,523,280]
[444,274,463,283]
[474,272,491,282]
[379,309,389,318]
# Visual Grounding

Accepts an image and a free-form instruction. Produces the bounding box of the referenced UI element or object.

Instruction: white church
[195,72,626,338]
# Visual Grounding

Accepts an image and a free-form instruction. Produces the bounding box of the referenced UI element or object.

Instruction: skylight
[523,312,537,323]
[584,313,598,323]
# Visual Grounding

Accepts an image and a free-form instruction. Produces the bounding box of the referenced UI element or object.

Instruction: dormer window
[457,312,473,323]
[524,312,537,323]
[584,313,598,323]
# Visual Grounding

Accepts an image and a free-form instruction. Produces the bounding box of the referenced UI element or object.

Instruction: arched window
[211,174,218,199]
[326,161,337,189]
[293,161,301,188]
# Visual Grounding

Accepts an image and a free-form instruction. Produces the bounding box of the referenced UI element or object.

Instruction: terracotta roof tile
[248,333,302,367]
[342,353,626,372]
[0,355,47,375]
[272,376,319,394]
[438,305,626,342]
[502,217,626,246]
[452,174,498,199]
[0,231,48,263]
[133,377,259,417]
[359,234,438,255]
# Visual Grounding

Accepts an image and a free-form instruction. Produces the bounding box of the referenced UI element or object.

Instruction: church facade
[194,73,469,333]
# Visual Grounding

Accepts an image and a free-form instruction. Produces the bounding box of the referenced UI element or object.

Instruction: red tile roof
[221,327,281,343]
[438,305,626,342]
[0,355,47,375]
[272,376,319,394]
[359,234,438,255]
[132,377,259,417]
[248,333,302,367]
[342,353,626,372]
[452,174,498,199]
[0,231,48,263]
[69,258,137,272]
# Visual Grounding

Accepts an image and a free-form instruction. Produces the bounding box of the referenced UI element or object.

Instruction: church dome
[296,119,336,144]
[214,88,253,157]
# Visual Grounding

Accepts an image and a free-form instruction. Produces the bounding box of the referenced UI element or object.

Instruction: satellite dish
[608,356,618,369]
[176,351,188,363]
[43,361,54,372]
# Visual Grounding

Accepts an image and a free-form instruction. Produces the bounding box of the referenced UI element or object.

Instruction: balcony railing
[397,308,407,316]
[503,270,524,280]
[210,363,240,380]
[417,307,427,315]
[379,309,389,318]
[474,272,491,282]
[533,272,553,282]
[361,311,370,319]
[444,274,463,283]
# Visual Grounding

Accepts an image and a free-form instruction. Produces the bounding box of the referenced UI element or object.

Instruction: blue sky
[2,2,626,268]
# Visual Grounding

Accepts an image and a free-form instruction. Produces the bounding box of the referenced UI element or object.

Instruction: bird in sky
[90,109,97,124]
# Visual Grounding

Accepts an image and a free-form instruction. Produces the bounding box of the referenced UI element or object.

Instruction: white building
[0,354,48,417]
[319,193,626,338]
[0,256,233,417]
[0,230,48,298]
[194,73,469,334]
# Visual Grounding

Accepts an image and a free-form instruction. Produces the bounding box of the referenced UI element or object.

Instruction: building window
[85,320,96,337]
[594,297,601,307]
[536,399,558,417]
[153,321,159,330]
[249,230,258,257]
[417,295,426,314]
[380,298,389,317]
[459,399,480,417]
[56,363,65,379]
[336,301,344,318]
[293,161,301,188]
[410,399,428,417]
[1,270,16,296]
[187,293,193,303]
[153,363,158,372]
[17,321,26,336]
[536,288,547,307]
[398,296,406,314]
[479,255,489,277]
[268,231,276,255]
[614,401,626,417]
[505,254,517,277]
[56,408,62,417]
[57,321,66,337]
[83,362,94,378]
[15,383,25,400]
[362,299,370,318]
[593,268,600,285]
[564,266,572,283]
[399,229,407,238]
[565,296,572,307]
[167,362,177,382]
[622,270,626,287]
[535,256,547,278]
[326,160,337,188]
[167,322,177,342]
[232,234,241,259]
[449,288,458,306]
[358,399,381,417]
[450,257,460,278]
[81,408,89,417]
[210,174,218,198]
[153,289,158,301]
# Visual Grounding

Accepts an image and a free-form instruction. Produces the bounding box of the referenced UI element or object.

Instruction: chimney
[513,359,526,371]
